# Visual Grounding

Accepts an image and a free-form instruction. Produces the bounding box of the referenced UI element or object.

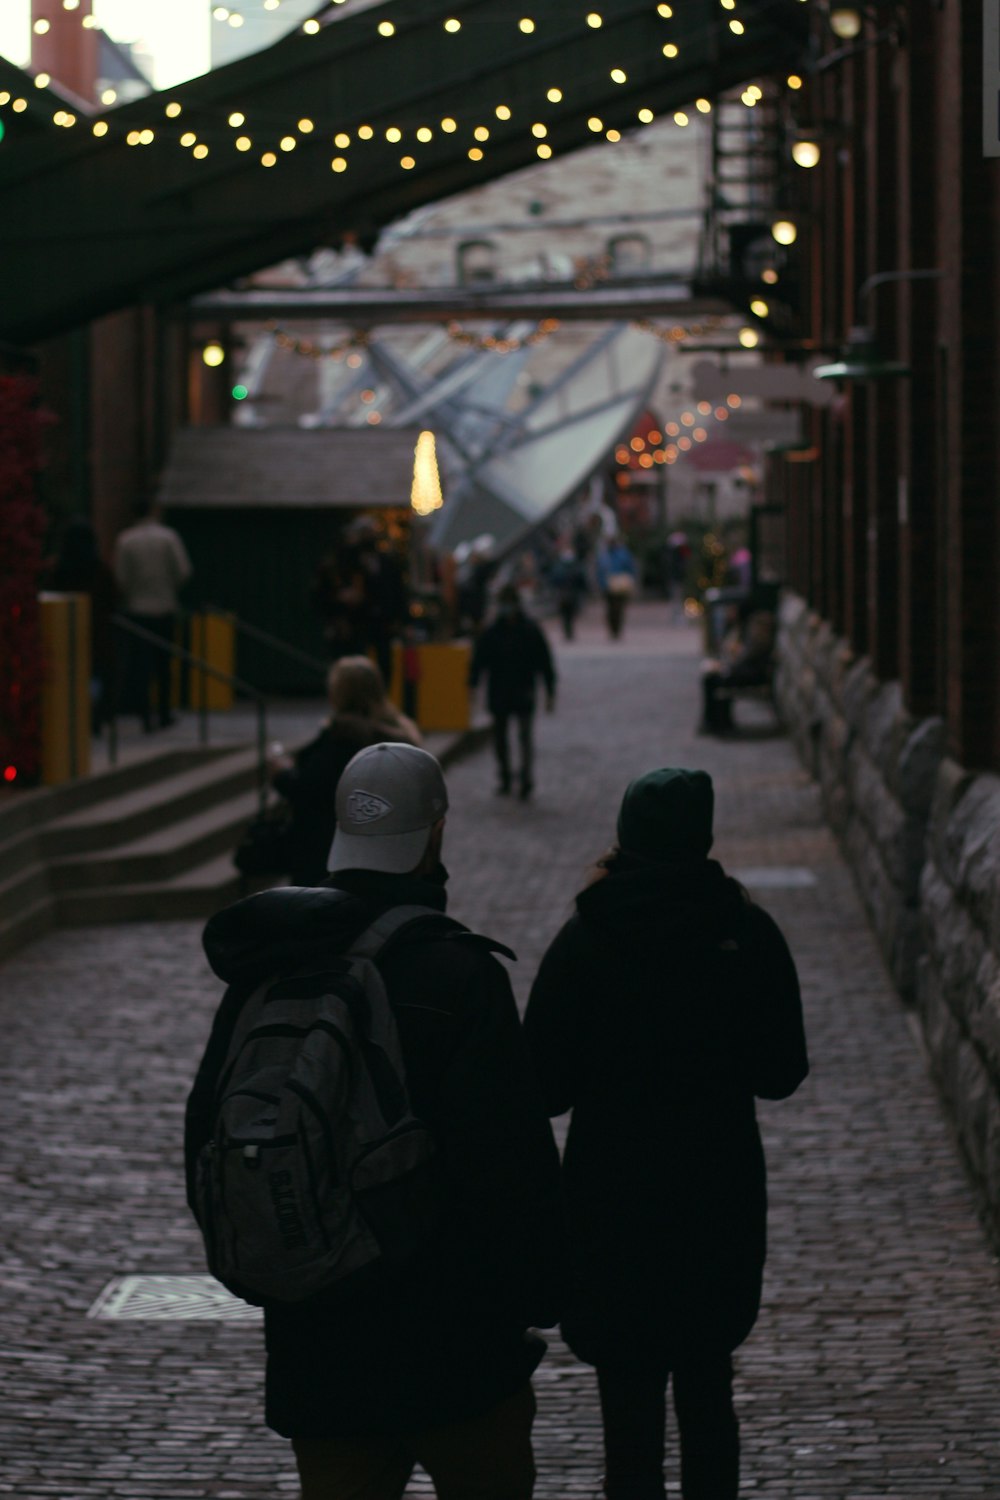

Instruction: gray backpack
[193,905,456,1307]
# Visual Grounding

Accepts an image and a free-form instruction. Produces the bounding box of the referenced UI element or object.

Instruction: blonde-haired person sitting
[268,656,421,887]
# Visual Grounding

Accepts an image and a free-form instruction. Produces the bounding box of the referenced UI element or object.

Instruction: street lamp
[813,269,944,381]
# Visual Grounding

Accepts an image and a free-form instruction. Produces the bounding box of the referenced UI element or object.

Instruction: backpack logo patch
[346,790,393,824]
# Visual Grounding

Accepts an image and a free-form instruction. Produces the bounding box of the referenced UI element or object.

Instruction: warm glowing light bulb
[386,126,402,142]
[792,139,821,168]
[400,155,415,169]
[126,130,141,145]
[750,299,769,318]
[496,105,512,119]
[35,73,51,88]
[587,12,602,26]
[519,18,536,33]
[657,3,673,13]
[662,43,678,58]
[193,142,209,158]
[298,118,314,133]
[730,19,745,33]
[334,132,351,148]
[101,88,117,104]
[674,111,689,126]
[358,124,373,139]
[531,122,547,138]
[33,18,50,33]
[444,17,461,31]
[180,131,197,146]
[261,151,277,166]
[235,135,252,151]
[331,156,347,172]
[165,101,182,118]
[417,126,433,142]
[587,116,603,132]
[829,7,862,39]
[468,146,484,160]
[547,87,563,102]
[638,108,654,123]
[696,98,712,113]
[606,129,621,142]
[228,111,245,127]
[771,219,798,245]
[228,12,244,26]
[441,117,457,132]
[280,135,296,151]
[537,142,552,158]
[762,268,779,284]
[611,68,627,83]
[787,74,803,90]
[378,20,395,35]
[92,120,109,136]
[203,342,225,367]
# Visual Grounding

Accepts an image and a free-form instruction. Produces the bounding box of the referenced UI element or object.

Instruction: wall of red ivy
[0,376,48,786]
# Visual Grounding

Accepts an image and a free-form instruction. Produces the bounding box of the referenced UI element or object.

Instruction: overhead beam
[186,280,734,324]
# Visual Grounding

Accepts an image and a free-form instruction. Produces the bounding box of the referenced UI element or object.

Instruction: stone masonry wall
[776,593,1000,1246]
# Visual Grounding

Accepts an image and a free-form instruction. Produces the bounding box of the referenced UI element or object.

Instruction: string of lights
[613,392,744,468]
[2,1,811,169]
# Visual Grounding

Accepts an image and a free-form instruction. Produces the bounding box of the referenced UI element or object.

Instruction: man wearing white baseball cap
[189,741,563,1499]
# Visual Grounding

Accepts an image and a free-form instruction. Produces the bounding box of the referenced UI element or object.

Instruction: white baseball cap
[327,742,449,875]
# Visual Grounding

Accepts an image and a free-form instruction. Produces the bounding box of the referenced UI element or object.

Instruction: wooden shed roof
[158,426,422,509]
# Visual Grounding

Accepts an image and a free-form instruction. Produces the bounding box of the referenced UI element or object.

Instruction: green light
[0,121,6,144]
[232,384,249,400]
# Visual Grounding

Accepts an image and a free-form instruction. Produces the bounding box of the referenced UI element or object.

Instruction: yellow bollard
[416,643,471,732]
[38,592,91,785]
[188,610,235,711]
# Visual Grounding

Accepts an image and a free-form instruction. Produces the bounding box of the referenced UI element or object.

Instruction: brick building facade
[768,1,1000,1246]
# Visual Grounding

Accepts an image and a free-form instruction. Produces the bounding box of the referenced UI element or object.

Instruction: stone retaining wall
[776,592,1000,1246]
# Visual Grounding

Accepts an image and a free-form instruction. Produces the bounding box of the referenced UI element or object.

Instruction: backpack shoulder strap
[348,905,463,962]
[349,905,516,964]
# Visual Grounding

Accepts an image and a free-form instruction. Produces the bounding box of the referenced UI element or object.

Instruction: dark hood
[575,854,748,946]
[203,868,448,987]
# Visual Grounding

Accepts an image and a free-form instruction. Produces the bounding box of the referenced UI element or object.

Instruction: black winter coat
[523,856,807,1369]
[185,871,563,1439]
[271,714,416,886]
[470,613,556,716]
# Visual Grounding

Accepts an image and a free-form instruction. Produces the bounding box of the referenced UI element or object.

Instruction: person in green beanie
[523,767,808,1500]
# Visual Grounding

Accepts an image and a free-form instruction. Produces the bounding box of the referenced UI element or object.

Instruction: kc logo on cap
[346,790,394,825]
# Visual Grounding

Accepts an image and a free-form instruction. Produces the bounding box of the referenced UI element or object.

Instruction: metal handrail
[109,613,270,812]
[198,605,329,681]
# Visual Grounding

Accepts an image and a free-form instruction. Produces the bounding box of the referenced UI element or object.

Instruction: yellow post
[189,610,235,711]
[416,643,471,732]
[38,592,91,785]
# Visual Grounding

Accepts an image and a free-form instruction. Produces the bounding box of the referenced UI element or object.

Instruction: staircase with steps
[0,719,489,963]
[0,746,265,961]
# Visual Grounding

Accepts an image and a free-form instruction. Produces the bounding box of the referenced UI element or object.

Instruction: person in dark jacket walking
[523,767,808,1500]
[268,655,421,886]
[186,742,563,1500]
[469,585,556,800]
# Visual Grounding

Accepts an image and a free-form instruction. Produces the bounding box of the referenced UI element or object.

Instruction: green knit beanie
[616,767,714,861]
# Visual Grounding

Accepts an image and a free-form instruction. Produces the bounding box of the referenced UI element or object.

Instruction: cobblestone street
[2,601,999,1499]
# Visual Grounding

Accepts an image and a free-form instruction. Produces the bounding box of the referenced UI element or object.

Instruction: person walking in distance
[113,497,191,731]
[469,585,556,800]
[186,743,563,1500]
[524,767,808,1500]
[596,533,638,642]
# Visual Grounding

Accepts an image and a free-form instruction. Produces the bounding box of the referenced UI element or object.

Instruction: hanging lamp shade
[813,326,909,382]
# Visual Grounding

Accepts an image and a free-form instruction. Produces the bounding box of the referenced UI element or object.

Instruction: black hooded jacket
[185,872,564,1439]
[523,855,808,1368]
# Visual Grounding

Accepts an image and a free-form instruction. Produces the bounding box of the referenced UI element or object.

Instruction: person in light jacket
[523,767,808,1500]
